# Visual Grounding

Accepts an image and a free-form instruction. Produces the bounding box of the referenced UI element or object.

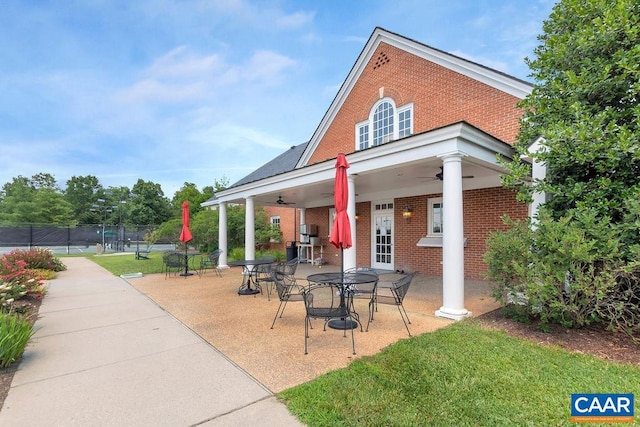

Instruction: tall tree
[129,179,172,226]
[504,0,640,224]
[171,182,205,216]
[0,174,74,224]
[64,175,104,224]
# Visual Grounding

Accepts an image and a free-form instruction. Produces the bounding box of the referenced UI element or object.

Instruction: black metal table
[307,271,378,330]
[229,258,274,295]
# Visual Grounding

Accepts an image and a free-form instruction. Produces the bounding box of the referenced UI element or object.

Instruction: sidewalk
[0,258,304,427]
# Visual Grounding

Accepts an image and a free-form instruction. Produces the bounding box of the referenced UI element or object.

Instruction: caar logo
[571,394,634,423]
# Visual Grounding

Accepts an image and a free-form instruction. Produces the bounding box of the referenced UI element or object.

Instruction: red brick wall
[393,187,528,279]
[263,206,296,252]
[306,188,527,279]
[309,42,523,165]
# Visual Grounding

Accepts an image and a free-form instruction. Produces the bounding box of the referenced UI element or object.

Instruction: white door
[372,203,394,270]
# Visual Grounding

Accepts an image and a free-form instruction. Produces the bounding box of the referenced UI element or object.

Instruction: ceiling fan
[419,167,474,182]
[276,196,295,205]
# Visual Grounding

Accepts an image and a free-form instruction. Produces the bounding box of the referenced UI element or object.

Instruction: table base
[238,288,260,295]
[327,318,359,330]
[180,272,194,277]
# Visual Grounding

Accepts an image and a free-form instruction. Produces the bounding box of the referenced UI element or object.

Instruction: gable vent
[373,52,390,70]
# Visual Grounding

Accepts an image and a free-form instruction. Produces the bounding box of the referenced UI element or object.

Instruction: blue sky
[0,0,556,197]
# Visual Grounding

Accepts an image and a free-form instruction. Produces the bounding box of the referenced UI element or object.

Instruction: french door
[372,203,394,270]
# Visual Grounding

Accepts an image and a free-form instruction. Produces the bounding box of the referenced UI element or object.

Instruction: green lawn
[279,322,640,426]
[76,252,166,276]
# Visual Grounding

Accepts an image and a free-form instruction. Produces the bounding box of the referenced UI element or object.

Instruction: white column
[245,196,255,260]
[218,202,228,268]
[435,153,471,320]
[344,174,357,271]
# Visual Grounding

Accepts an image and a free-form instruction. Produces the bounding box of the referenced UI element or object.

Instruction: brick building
[203,27,531,319]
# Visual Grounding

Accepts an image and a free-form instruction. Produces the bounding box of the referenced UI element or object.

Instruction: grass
[0,311,35,368]
[279,321,640,426]
[79,252,167,276]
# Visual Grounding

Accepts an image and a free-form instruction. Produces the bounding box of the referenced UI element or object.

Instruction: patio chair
[198,249,223,277]
[344,267,379,329]
[370,271,418,336]
[163,252,186,279]
[270,270,306,329]
[256,255,277,299]
[303,282,356,355]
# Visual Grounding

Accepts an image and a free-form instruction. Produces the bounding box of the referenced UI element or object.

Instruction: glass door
[372,208,394,271]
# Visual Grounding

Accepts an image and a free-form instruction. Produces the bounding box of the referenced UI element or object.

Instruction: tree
[504,0,640,224]
[171,182,206,217]
[0,174,74,224]
[129,179,172,226]
[489,0,640,334]
[64,175,104,224]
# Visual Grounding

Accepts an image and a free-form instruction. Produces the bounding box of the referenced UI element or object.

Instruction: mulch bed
[474,308,640,367]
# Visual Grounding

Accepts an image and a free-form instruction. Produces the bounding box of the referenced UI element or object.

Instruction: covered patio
[126,264,499,393]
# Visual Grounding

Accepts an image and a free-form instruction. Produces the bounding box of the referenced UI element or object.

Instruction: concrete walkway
[0,258,304,427]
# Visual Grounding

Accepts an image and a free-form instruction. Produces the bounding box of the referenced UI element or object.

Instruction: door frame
[370,200,394,271]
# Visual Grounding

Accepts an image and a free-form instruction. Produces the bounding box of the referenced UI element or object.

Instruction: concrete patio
[127,262,500,393]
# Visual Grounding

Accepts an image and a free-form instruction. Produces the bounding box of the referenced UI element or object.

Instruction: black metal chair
[198,249,223,277]
[303,282,356,355]
[344,268,379,330]
[163,252,186,279]
[370,271,418,336]
[270,270,306,329]
[256,255,277,299]
[281,257,299,275]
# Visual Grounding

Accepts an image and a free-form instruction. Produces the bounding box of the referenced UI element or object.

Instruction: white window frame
[354,98,413,151]
[270,216,281,242]
[427,197,443,237]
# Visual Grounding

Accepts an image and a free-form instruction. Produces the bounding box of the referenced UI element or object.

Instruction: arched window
[355,98,413,150]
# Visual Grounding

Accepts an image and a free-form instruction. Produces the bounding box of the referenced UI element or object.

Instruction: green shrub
[0,311,35,368]
[228,247,245,262]
[484,209,640,335]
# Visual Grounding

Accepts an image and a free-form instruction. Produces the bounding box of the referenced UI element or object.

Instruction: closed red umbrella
[179,201,193,276]
[179,201,193,244]
[329,153,352,252]
[328,153,356,330]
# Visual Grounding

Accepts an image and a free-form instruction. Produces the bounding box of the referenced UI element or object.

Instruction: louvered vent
[373,52,390,69]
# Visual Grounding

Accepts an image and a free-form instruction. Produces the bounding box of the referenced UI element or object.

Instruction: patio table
[307,271,378,330]
[180,252,201,277]
[229,258,274,295]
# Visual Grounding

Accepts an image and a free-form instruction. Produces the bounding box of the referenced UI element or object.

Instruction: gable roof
[229,142,308,188]
[296,27,532,167]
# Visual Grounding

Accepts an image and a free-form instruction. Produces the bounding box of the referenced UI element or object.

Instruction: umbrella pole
[184,245,188,276]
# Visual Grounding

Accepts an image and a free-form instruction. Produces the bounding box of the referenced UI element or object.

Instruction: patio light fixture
[403,206,413,220]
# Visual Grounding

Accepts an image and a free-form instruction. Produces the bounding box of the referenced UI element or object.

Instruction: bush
[2,248,66,272]
[0,311,35,368]
[484,209,640,335]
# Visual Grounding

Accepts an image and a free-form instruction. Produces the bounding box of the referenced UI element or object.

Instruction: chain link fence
[0,224,167,255]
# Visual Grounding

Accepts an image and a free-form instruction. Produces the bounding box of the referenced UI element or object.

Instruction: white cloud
[241,50,298,84]
[147,46,225,78]
[274,10,315,29]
